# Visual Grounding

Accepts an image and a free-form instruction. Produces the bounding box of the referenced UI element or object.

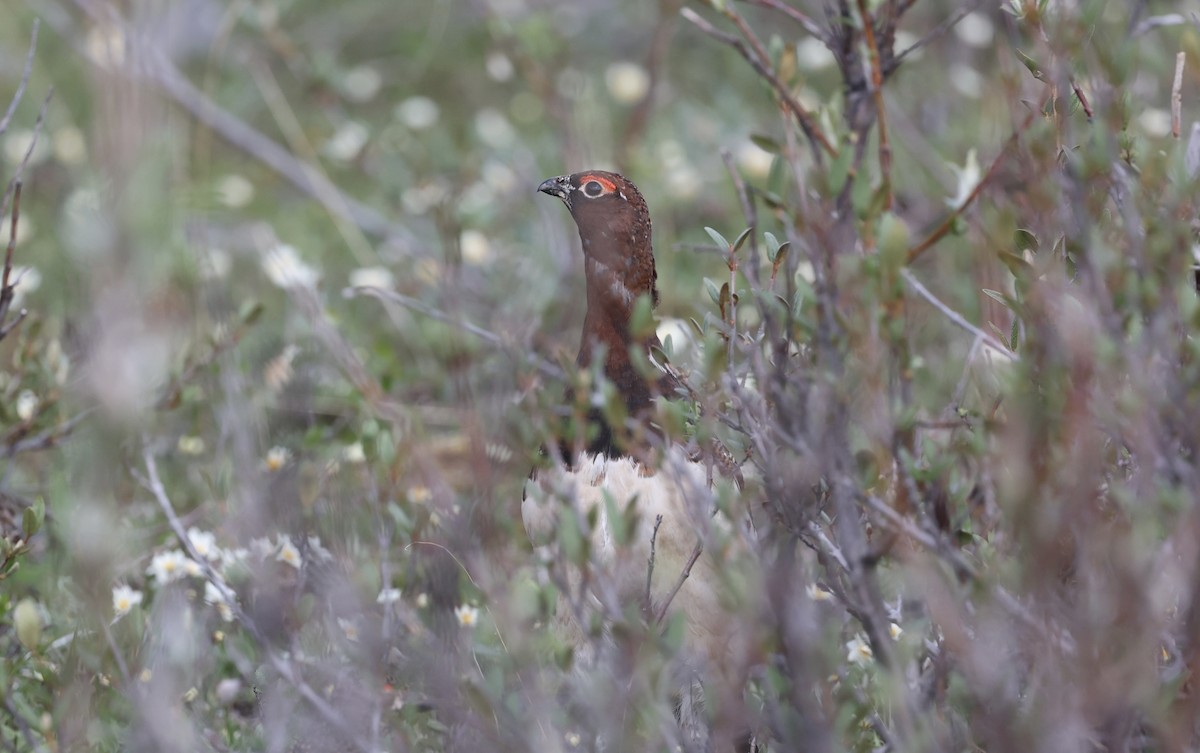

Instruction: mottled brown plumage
[537,171,681,458]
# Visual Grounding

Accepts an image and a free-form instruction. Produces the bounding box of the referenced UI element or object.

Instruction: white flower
[737,141,775,180]
[3,128,50,167]
[198,247,231,281]
[275,535,301,569]
[343,442,366,464]
[261,244,319,289]
[946,149,980,209]
[343,65,382,103]
[111,584,143,618]
[377,587,402,605]
[474,108,515,149]
[795,37,835,70]
[53,126,87,165]
[182,558,204,578]
[204,581,236,622]
[177,435,206,455]
[889,622,903,641]
[265,446,291,472]
[454,604,479,628]
[263,345,299,392]
[249,537,276,559]
[485,52,514,82]
[307,535,333,562]
[216,174,255,208]
[324,121,369,162]
[407,486,432,504]
[415,592,429,609]
[219,547,249,569]
[805,583,833,602]
[460,230,493,266]
[6,266,40,309]
[348,266,394,290]
[15,390,38,422]
[187,527,220,561]
[338,617,360,642]
[845,635,874,666]
[395,96,440,130]
[604,61,650,104]
[954,12,994,48]
[1137,109,1172,139]
[147,549,190,585]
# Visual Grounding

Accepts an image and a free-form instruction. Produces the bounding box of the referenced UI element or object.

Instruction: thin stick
[901,269,1016,359]
[352,285,566,380]
[887,0,992,75]
[1,90,52,223]
[856,0,892,208]
[681,8,837,157]
[1173,52,1186,139]
[0,183,22,328]
[0,20,39,135]
[141,448,375,753]
[906,110,1034,264]
[740,0,825,39]
[655,542,703,625]
[645,514,664,617]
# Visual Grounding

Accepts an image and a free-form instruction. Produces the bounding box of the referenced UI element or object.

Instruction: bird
[524,170,755,749]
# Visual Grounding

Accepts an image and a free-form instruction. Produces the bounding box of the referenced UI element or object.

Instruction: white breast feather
[522,447,749,680]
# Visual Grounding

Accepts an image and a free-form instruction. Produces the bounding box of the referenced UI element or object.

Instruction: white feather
[523,446,752,681]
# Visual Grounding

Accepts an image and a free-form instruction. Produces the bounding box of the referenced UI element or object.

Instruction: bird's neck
[577,243,654,370]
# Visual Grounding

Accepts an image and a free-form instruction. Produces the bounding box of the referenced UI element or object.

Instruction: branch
[900,269,1016,359]
[855,0,892,208]
[655,541,702,625]
[1,409,93,460]
[738,0,825,39]
[351,285,566,381]
[905,110,1035,264]
[0,20,39,135]
[66,2,410,243]
[886,0,994,76]
[681,7,837,157]
[140,448,376,753]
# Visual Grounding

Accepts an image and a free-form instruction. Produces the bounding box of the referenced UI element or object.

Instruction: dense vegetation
[3,0,1200,750]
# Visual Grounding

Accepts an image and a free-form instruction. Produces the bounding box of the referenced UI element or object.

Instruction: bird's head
[538,170,658,308]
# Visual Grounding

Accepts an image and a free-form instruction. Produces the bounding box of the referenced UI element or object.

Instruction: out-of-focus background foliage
[4,0,1200,750]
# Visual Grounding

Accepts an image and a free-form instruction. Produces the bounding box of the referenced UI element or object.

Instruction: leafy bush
[2,0,1200,751]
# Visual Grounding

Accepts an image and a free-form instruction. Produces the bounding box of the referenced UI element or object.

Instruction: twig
[655,542,703,625]
[855,0,892,208]
[901,270,1016,360]
[0,20,39,135]
[1132,13,1188,37]
[887,0,993,76]
[906,110,1034,264]
[2,694,47,753]
[681,8,837,157]
[1173,52,1186,139]
[645,514,663,618]
[141,447,376,753]
[618,0,684,171]
[0,183,22,334]
[1,410,93,460]
[351,285,566,381]
[739,0,825,39]
[66,1,409,244]
[1,89,52,225]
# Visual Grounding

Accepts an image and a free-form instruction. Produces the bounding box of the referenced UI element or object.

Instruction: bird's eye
[583,180,604,197]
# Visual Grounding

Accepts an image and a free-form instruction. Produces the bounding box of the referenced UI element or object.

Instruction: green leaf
[764,231,781,258]
[982,288,1012,309]
[703,278,721,305]
[719,282,731,322]
[772,243,790,282]
[750,134,781,154]
[1016,49,1044,80]
[21,499,43,539]
[731,227,753,255]
[704,227,730,250]
[1010,318,1020,351]
[1014,228,1039,252]
[238,300,264,326]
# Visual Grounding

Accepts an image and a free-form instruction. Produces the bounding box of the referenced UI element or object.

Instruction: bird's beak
[537,175,571,203]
